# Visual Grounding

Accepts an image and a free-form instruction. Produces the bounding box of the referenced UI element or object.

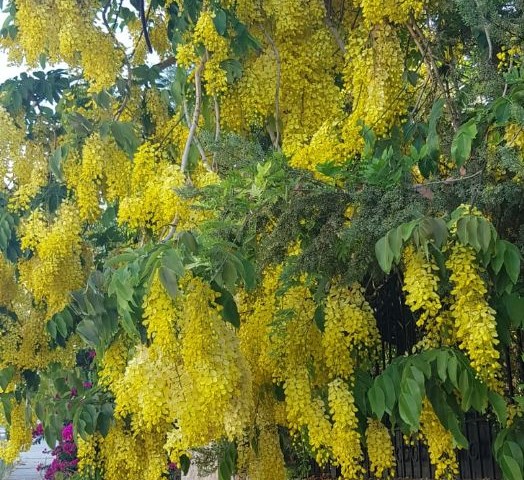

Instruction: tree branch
[213,95,220,170]
[139,0,153,54]
[181,60,206,173]
[182,97,211,170]
[407,18,459,131]
[153,56,177,71]
[325,16,346,54]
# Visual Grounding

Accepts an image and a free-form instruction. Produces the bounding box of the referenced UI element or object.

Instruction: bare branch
[154,56,177,71]
[414,169,483,188]
[325,16,346,54]
[139,0,153,54]
[407,18,459,131]
[181,60,206,173]
[213,95,220,170]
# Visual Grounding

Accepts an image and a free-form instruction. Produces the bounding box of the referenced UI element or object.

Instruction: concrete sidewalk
[7,442,52,480]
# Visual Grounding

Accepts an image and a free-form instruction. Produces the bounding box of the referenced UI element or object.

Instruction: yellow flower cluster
[0,310,79,371]
[402,245,442,338]
[243,426,287,480]
[142,273,179,354]
[360,0,424,26]
[221,0,342,156]
[0,401,32,464]
[9,0,60,64]
[77,433,102,478]
[12,0,122,90]
[237,266,280,390]
[66,133,131,220]
[18,202,86,318]
[9,142,48,211]
[193,11,230,96]
[0,107,25,190]
[419,398,459,480]
[446,243,502,389]
[118,142,209,234]
[366,418,396,478]
[98,335,130,392]
[343,23,407,152]
[175,276,253,448]
[99,421,145,480]
[322,283,380,380]
[289,120,346,179]
[284,367,331,464]
[328,379,364,480]
[113,343,179,432]
[0,255,17,308]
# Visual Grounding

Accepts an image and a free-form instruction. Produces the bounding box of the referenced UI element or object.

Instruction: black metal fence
[368,274,523,480]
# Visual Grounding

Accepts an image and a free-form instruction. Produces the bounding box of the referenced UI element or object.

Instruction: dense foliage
[0,0,523,479]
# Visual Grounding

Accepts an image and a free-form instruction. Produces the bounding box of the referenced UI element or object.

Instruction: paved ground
[7,442,52,480]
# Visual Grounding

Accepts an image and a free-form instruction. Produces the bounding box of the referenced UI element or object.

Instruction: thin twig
[213,95,220,170]
[162,214,179,243]
[407,17,459,131]
[112,0,124,30]
[181,60,206,173]
[101,4,132,120]
[474,0,492,60]
[414,169,482,187]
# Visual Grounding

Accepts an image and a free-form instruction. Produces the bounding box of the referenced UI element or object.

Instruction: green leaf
[376,374,396,414]
[459,370,473,411]
[504,242,521,284]
[456,217,469,246]
[158,265,179,299]
[426,381,468,449]
[162,248,185,276]
[387,228,403,264]
[418,217,448,248]
[179,454,191,475]
[76,319,100,347]
[375,235,395,273]
[0,366,15,391]
[425,99,445,162]
[448,355,459,388]
[466,216,481,251]
[500,454,524,480]
[451,119,477,167]
[368,384,386,420]
[491,240,507,274]
[504,293,524,328]
[436,350,448,382]
[44,423,58,448]
[213,8,227,35]
[477,218,494,252]
[216,289,240,328]
[488,391,508,427]
[110,121,140,157]
[399,379,422,429]
[313,305,325,332]
[178,231,198,253]
[49,146,65,182]
[221,260,238,289]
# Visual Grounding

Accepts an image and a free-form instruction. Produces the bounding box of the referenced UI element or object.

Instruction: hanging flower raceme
[366,418,396,478]
[419,398,459,480]
[322,282,380,381]
[446,243,502,390]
